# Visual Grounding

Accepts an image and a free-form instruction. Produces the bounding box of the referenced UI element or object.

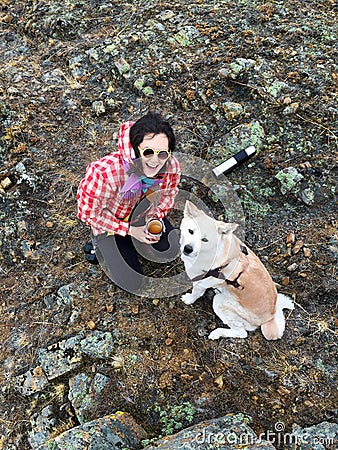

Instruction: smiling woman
[77,111,181,294]
[138,133,171,178]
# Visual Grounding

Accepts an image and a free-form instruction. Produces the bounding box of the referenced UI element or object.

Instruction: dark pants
[92,217,180,294]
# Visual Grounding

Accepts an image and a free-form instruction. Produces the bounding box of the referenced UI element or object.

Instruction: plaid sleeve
[77,160,130,236]
[150,156,181,219]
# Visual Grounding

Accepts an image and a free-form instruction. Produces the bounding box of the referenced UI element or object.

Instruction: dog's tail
[261,294,294,340]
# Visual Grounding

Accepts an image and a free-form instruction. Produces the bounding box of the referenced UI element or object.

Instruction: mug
[146,218,164,237]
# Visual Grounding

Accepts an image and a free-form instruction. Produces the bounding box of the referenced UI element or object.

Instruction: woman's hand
[128,225,160,244]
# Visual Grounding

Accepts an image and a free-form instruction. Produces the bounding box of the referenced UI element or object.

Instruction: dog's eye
[188,229,194,235]
[201,237,208,242]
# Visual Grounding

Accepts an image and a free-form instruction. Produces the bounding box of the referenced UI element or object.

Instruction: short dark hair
[130,111,176,158]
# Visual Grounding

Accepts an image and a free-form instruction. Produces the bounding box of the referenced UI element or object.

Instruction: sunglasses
[138,146,171,161]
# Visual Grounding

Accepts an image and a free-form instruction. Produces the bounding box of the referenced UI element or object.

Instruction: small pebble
[303,247,312,258]
[1,177,12,189]
[281,276,290,286]
[214,375,224,389]
[287,263,298,272]
[292,240,304,254]
[87,320,96,330]
[286,232,295,244]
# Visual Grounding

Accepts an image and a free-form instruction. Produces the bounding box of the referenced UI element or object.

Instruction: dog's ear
[184,200,201,218]
[217,222,238,236]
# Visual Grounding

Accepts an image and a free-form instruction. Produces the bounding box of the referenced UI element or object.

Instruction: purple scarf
[120,159,163,200]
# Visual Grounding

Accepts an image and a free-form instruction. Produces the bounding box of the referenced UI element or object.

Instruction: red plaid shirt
[77,121,181,236]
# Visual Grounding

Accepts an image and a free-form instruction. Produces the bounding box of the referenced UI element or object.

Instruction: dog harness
[191,245,248,288]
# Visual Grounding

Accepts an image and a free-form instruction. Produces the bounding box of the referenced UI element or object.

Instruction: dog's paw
[208,329,222,340]
[181,293,196,305]
[208,327,248,339]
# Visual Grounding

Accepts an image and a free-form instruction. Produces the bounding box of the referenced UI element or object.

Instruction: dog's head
[180,200,238,267]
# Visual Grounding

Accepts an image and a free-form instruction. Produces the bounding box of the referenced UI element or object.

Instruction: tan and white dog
[180,201,294,340]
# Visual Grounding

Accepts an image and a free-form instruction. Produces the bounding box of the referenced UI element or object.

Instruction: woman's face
[139,133,170,178]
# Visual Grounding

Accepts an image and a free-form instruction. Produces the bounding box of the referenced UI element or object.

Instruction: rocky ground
[0,1,337,449]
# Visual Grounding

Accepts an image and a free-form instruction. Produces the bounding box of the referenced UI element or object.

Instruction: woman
[77,112,181,293]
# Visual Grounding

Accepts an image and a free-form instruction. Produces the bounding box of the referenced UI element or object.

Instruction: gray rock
[103,43,119,56]
[287,263,299,273]
[37,335,83,380]
[299,187,315,205]
[235,58,256,70]
[43,294,57,310]
[143,413,276,449]
[142,86,155,96]
[56,284,74,307]
[275,167,304,195]
[266,81,288,98]
[28,405,57,449]
[223,121,265,154]
[68,373,111,424]
[40,69,67,86]
[328,234,338,259]
[219,58,256,79]
[36,412,147,450]
[290,421,338,449]
[79,331,115,359]
[114,57,130,76]
[14,366,49,396]
[173,26,201,46]
[222,102,244,121]
[56,283,89,308]
[20,240,33,258]
[68,373,91,424]
[28,331,114,385]
[92,100,106,115]
[86,48,100,61]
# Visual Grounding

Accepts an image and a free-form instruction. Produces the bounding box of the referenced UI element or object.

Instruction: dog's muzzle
[183,244,194,255]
